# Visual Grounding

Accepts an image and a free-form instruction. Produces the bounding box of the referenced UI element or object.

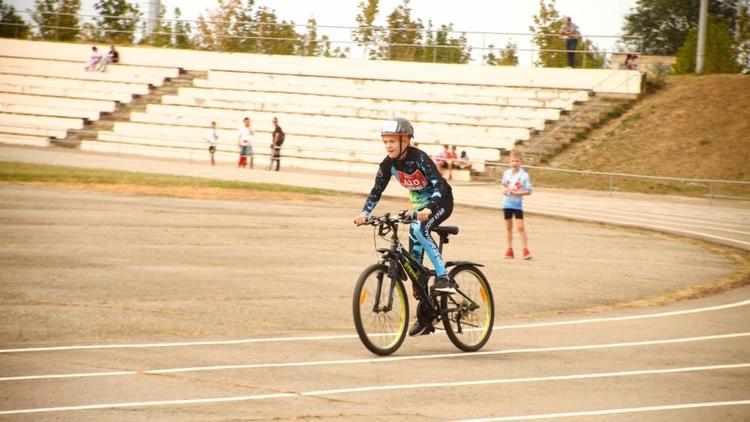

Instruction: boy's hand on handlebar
[354,215,369,226]
[416,208,432,222]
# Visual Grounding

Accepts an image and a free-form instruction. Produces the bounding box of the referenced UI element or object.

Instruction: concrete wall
[0,39,642,95]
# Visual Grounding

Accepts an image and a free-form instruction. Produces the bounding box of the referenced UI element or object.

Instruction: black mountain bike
[353,210,495,356]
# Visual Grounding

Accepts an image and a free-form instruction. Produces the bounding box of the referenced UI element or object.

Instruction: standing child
[501,150,532,260]
[237,117,254,168]
[207,121,218,166]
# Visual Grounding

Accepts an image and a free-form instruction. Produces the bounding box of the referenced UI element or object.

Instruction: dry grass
[549,74,750,181]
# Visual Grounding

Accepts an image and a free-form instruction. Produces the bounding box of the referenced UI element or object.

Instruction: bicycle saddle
[432,226,459,236]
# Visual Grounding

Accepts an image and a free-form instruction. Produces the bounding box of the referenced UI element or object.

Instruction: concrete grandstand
[0,38,641,175]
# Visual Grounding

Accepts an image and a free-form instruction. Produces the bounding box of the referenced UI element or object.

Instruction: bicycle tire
[441,265,495,352]
[353,263,409,356]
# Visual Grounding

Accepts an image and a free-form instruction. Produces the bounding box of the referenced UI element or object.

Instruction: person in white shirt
[237,117,254,168]
[207,121,218,166]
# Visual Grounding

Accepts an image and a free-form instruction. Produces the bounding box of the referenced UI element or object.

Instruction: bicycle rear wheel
[441,265,494,352]
[353,263,409,356]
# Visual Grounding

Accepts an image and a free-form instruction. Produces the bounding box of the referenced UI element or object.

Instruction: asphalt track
[0,145,749,421]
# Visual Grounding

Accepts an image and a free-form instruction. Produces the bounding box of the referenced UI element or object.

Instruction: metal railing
[484,162,750,204]
[1,119,746,204]
[3,11,643,67]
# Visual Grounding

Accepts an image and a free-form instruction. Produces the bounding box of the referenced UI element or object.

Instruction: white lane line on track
[453,399,750,422]
[1,363,748,415]
[2,299,748,354]
[2,332,748,382]
[529,200,750,230]
[529,209,750,247]
[529,205,750,235]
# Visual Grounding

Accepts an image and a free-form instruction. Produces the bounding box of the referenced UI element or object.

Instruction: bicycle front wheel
[441,265,495,352]
[352,263,409,356]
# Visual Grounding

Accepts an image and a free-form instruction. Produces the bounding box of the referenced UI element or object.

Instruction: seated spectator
[444,145,459,180]
[84,46,102,71]
[97,45,119,72]
[435,145,449,170]
[456,150,472,170]
[624,54,639,70]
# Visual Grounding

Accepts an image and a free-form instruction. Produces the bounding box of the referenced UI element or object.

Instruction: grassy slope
[549,74,750,181]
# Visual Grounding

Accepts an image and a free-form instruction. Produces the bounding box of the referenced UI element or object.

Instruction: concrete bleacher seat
[81,138,380,174]
[0,133,50,147]
[0,112,82,138]
[163,92,560,123]
[0,57,177,87]
[0,73,150,97]
[206,70,591,102]
[132,104,529,143]
[168,87,553,129]
[192,79,579,111]
[0,93,116,113]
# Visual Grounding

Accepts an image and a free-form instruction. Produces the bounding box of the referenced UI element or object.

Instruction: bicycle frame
[372,215,436,315]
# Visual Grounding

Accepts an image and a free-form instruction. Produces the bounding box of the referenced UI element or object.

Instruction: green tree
[141,4,172,47]
[530,0,606,68]
[233,0,256,52]
[381,0,423,62]
[575,38,607,68]
[32,0,80,41]
[353,0,380,58]
[485,41,519,66]
[195,0,242,51]
[318,34,349,58]
[427,23,470,63]
[674,18,741,74]
[0,0,29,38]
[529,0,565,67]
[622,0,738,55]
[302,17,318,56]
[173,8,192,49]
[94,0,141,44]
[253,6,299,55]
[737,0,750,72]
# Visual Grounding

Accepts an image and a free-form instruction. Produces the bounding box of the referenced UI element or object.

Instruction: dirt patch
[550,74,750,180]
[1,181,328,203]
[0,185,745,345]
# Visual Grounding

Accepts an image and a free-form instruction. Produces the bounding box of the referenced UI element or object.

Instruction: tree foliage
[94,0,141,44]
[173,8,192,49]
[381,0,423,61]
[0,0,29,39]
[622,0,738,55]
[530,0,606,68]
[737,0,750,72]
[31,0,80,41]
[529,0,564,67]
[353,0,379,50]
[423,22,470,64]
[485,41,519,66]
[141,4,172,47]
[674,18,741,74]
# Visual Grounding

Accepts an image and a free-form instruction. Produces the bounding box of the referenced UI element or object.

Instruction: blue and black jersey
[361,147,453,216]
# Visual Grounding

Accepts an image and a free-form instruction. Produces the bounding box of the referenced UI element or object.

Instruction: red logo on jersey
[397,170,428,190]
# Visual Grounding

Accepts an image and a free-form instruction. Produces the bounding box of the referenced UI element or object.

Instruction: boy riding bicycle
[353,117,455,336]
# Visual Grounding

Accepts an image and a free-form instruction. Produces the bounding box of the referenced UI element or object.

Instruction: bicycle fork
[369,266,398,313]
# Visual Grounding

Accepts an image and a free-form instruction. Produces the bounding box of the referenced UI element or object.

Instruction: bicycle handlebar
[357,210,417,227]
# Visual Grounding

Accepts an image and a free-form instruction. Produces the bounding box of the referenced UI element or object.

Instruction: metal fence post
[708,182,714,205]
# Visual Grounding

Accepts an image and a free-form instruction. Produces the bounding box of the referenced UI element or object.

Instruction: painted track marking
[2,299,748,354]
[1,363,748,415]
[2,332,748,382]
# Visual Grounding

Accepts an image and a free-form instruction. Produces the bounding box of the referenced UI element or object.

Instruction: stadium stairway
[62,70,206,147]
